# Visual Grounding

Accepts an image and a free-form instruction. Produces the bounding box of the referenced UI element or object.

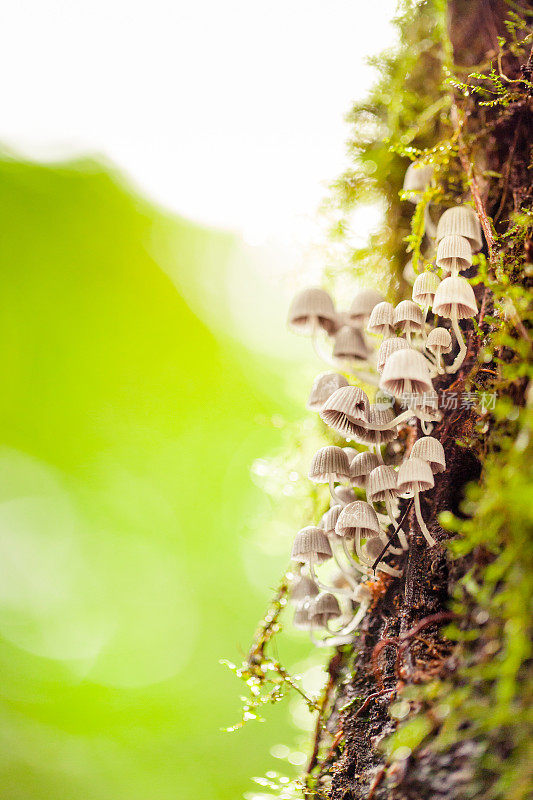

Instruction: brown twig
[451,103,496,264]
[396,612,457,678]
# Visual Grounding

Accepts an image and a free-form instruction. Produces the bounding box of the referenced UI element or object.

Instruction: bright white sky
[1,0,397,244]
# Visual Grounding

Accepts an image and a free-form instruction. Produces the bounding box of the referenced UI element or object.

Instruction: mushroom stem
[341,536,368,574]
[373,444,384,464]
[329,476,340,505]
[385,495,408,549]
[330,602,369,637]
[329,538,358,588]
[448,309,467,373]
[413,490,436,547]
[406,325,412,346]
[370,408,415,431]
[308,556,353,596]
[421,419,433,435]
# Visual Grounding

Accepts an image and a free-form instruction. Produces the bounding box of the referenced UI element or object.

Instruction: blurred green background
[0,154,322,800]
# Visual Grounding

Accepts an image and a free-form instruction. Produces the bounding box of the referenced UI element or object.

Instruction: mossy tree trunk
[304,3,533,799]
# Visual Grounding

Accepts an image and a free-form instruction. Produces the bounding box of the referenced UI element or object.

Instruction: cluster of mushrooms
[287,162,483,647]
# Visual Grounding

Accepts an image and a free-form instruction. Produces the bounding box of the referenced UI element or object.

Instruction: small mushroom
[397,457,436,547]
[412,270,441,311]
[366,465,408,550]
[335,500,381,569]
[287,287,337,335]
[352,405,399,461]
[348,289,384,326]
[319,385,370,439]
[333,325,369,363]
[393,300,425,344]
[342,446,358,463]
[307,372,349,412]
[410,436,446,473]
[310,592,342,630]
[425,327,452,374]
[432,275,478,372]
[320,505,358,587]
[380,348,434,400]
[309,446,350,504]
[377,336,410,374]
[290,574,319,608]
[403,161,434,202]
[436,234,473,275]
[332,486,357,506]
[328,583,373,642]
[367,302,395,338]
[350,451,380,489]
[436,205,483,253]
[291,525,334,589]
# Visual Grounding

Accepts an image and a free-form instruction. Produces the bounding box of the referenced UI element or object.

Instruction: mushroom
[307,372,349,412]
[292,525,341,591]
[366,465,408,549]
[308,446,350,504]
[403,161,434,202]
[436,205,483,253]
[335,500,381,569]
[320,505,358,586]
[290,573,319,608]
[310,592,342,632]
[410,436,446,474]
[403,161,436,236]
[319,385,370,439]
[426,327,452,374]
[350,451,380,489]
[333,325,369,364]
[377,336,409,374]
[379,348,440,427]
[436,234,473,276]
[367,301,395,338]
[348,289,384,326]
[412,270,441,317]
[287,287,337,362]
[332,486,357,506]
[432,275,478,372]
[397,457,436,546]
[393,300,425,344]
[325,583,373,643]
[342,446,358,463]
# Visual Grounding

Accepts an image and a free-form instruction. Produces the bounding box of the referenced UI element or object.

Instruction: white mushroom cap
[436,205,482,252]
[333,325,368,361]
[291,526,332,563]
[293,605,314,630]
[342,446,359,463]
[307,372,349,412]
[309,446,350,483]
[436,234,473,273]
[377,337,410,373]
[403,161,434,202]
[380,348,434,398]
[290,575,320,605]
[367,302,395,336]
[366,465,398,502]
[333,486,357,505]
[287,287,337,335]
[348,289,384,324]
[433,276,478,319]
[320,386,370,438]
[335,501,380,538]
[397,457,435,494]
[311,592,342,625]
[350,451,380,488]
[426,327,453,354]
[320,505,343,535]
[412,271,441,308]
[411,436,446,473]
[393,300,425,332]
